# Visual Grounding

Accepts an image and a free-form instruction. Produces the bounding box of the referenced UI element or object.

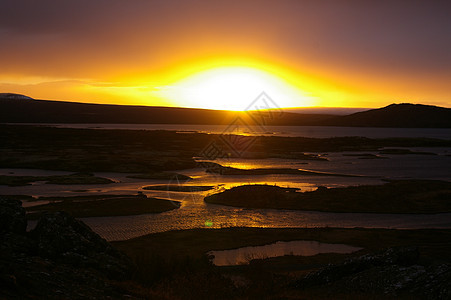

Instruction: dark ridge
[323,103,451,128]
[0,97,334,125]
[0,93,33,100]
[1,96,450,127]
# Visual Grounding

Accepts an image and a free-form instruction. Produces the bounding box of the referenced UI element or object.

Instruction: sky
[1,0,450,110]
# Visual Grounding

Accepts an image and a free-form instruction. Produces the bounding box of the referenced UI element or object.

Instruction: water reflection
[4,160,451,242]
[76,207,451,241]
[208,240,363,266]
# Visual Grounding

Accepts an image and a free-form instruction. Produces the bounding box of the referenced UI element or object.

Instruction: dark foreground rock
[31,211,133,279]
[0,199,27,235]
[296,247,451,299]
[0,198,137,299]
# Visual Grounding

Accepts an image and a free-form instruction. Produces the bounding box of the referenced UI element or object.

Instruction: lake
[2,124,451,241]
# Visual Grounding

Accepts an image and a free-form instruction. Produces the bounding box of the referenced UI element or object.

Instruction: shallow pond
[208,240,363,266]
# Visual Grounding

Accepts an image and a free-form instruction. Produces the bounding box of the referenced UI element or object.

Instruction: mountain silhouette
[1,96,450,128]
[0,96,332,125]
[324,103,451,128]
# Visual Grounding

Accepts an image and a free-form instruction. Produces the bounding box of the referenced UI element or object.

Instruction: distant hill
[283,107,368,115]
[0,96,333,126]
[1,96,450,128]
[324,103,451,128]
[0,93,34,100]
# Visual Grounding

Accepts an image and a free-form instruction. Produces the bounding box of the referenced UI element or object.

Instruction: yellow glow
[3,55,418,109]
[152,65,316,111]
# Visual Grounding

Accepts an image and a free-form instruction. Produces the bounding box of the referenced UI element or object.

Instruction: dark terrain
[1,114,451,298]
[1,124,450,175]
[1,95,451,127]
[2,199,451,299]
[204,180,451,213]
[25,194,179,219]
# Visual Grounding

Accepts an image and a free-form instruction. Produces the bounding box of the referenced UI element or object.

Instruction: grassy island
[204,180,451,213]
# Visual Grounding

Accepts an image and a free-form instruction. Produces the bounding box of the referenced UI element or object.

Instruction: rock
[30,211,133,279]
[0,254,137,299]
[338,263,451,299]
[316,186,328,192]
[1,202,139,299]
[296,247,451,299]
[296,247,419,288]
[0,198,27,236]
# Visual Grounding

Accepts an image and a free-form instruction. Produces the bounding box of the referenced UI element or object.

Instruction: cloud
[0,0,450,107]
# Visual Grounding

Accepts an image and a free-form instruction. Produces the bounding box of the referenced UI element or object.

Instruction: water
[4,144,451,241]
[2,126,451,241]
[11,123,451,139]
[76,207,451,241]
[208,240,363,266]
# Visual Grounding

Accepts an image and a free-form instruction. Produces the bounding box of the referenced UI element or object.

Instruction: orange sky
[1,0,450,109]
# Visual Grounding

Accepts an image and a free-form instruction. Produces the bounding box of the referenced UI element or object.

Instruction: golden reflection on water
[214,161,268,169]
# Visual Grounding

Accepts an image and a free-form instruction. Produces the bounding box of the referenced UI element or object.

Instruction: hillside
[325,103,451,128]
[0,96,333,125]
[1,95,450,127]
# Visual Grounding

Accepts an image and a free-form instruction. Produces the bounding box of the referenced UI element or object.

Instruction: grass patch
[199,162,362,177]
[113,227,451,264]
[0,172,113,187]
[204,180,451,213]
[2,125,449,174]
[112,227,451,298]
[379,148,437,155]
[26,194,179,219]
[126,172,191,180]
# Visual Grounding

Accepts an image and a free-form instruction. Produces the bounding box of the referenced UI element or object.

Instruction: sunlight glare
[154,67,315,110]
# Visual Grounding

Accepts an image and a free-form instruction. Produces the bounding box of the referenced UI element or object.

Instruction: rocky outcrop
[297,246,419,288]
[31,211,133,279]
[0,198,27,235]
[296,247,451,299]
[0,199,137,299]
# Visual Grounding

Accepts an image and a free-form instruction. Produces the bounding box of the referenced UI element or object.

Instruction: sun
[153,66,315,111]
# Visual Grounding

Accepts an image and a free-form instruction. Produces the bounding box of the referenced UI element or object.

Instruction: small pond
[208,240,363,266]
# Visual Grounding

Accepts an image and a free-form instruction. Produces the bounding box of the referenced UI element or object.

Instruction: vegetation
[26,194,179,219]
[201,161,365,177]
[379,148,437,155]
[112,227,451,299]
[204,180,451,213]
[1,125,450,175]
[126,172,191,180]
[0,172,113,186]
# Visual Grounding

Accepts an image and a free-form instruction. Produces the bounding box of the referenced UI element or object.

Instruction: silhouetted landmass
[2,199,451,298]
[0,96,333,126]
[126,172,191,180]
[114,227,451,299]
[0,199,135,298]
[0,93,33,100]
[26,194,179,219]
[324,103,451,128]
[204,180,451,213]
[0,172,114,186]
[379,148,437,155]
[199,162,364,177]
[2,96,449,127]
[1,125,450,174]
